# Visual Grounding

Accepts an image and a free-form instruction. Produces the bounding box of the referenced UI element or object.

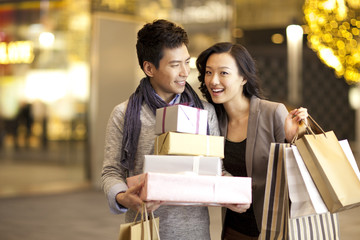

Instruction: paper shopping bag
[119,204,160,240]
[259,143,289,240]
[119,221,136,240]
[288,212,340,240]
[285,146,328,218]
[130,217,160,240]
[295,123,360,212]
[259,143,340,240]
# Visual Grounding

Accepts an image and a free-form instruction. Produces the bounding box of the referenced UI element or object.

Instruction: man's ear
[143,61,155,77]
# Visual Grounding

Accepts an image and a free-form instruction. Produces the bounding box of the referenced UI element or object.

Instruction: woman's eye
[221,71,229,75]
[205,71,212,75]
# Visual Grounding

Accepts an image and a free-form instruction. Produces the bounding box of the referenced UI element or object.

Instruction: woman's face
[204,52,247,105]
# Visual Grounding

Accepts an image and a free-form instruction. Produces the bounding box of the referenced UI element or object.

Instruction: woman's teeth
[212,89,223,93]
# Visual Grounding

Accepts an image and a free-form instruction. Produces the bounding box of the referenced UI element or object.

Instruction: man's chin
[174,86,186,94]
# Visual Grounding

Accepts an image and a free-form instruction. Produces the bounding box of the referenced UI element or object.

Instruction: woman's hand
[222,203,251,213]
[285,107,308,142]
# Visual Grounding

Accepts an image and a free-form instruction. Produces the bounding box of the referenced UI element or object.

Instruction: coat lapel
[246,96,261,177]
[218,96,261,177]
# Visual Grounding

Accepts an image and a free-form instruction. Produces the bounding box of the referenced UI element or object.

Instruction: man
[101,19,219,239]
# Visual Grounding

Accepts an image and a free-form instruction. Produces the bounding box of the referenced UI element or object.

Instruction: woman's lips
[211,88,224,96]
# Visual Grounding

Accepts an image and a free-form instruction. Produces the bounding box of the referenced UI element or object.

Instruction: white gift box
[144,155,221,176]
[127,172,252,205]
[155,105,208,135]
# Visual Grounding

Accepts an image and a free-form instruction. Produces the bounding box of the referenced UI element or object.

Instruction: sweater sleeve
[101,101,129,214]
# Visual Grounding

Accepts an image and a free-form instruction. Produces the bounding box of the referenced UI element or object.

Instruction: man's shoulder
[110,99,130,118]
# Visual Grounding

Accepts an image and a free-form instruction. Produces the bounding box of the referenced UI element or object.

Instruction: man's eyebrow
[169,60,181,64]
[169,56,191,64]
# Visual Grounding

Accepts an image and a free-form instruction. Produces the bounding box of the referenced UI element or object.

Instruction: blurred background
[0,0,359,239]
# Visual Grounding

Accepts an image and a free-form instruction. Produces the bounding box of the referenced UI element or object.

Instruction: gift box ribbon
[161,105,201,134]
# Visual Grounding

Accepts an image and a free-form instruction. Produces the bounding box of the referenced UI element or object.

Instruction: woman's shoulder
[254,97,286,110]
[252,97,288,117]
[201,100,215,111]
[262,102,288,123]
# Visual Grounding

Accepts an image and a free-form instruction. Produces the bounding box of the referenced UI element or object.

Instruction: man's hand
[116,181,162,212]
[145,201,162,212]
[116,181,144,212]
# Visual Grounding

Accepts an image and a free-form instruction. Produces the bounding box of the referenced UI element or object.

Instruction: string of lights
[304,0,360,84]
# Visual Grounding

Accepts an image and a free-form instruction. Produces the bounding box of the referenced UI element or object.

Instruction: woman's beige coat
[219,96,289,231]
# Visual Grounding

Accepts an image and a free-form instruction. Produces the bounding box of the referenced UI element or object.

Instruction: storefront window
[0,0,91,196]
[0,0,90,147]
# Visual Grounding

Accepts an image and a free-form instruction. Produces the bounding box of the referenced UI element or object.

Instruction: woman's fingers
[222,203,250,213]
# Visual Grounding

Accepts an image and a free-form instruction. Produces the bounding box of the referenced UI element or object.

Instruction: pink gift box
[127,172,252,205]
[155,105,208,135]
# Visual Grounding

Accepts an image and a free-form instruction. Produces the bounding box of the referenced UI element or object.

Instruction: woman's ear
[143,61,155,77]
[241,78,247,86]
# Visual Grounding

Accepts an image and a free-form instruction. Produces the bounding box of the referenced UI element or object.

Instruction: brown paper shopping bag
[295,115,360,213]
[119,204,160,240]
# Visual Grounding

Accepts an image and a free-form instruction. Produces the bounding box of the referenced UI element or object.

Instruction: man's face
[148,43,191,103]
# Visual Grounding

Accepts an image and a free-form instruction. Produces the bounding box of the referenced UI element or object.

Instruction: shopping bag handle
[143,204,151,240]
[150,210,160,239]
[291,114,327,143]
[142,204,161,240]
[132,206,141,223]
[306,115,326,135]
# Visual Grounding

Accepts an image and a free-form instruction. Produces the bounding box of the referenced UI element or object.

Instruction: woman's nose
[208,74,220,86]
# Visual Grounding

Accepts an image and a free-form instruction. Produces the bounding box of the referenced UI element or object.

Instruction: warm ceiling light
[39,32,55,48]
[271,33,284,44]
[232,28,244,38]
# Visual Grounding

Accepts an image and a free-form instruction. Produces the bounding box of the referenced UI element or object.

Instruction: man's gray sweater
[101,99,220,240]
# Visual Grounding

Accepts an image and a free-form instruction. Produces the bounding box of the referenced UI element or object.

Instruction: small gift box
[127,172,252,205]
[155,105,208,135]
[154,132,224,158]
[144,155,221,176]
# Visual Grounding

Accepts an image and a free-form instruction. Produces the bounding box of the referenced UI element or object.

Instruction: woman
[196,42,307,239]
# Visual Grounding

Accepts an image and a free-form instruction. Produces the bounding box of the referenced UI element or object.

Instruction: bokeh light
[304,0,360,84]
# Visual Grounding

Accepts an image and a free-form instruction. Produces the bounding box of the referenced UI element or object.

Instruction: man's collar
[153,89,180,106]
[168,94,180,105]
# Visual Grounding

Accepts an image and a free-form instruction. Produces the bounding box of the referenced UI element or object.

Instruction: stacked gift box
[127,104,252,205]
